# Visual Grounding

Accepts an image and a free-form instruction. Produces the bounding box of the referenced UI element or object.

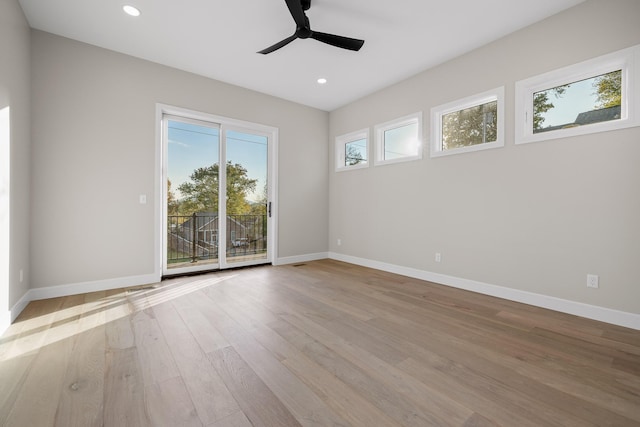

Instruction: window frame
[374,112,423,166]
[335,128,370,172]
[515,44,640,145]
[430,87,505,158]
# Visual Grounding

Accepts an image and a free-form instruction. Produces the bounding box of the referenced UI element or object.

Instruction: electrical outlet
[435,253,441,263]
[337,238,342,246]
[587,274,599,289]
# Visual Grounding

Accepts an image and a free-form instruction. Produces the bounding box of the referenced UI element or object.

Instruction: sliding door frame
[155,103,278,277]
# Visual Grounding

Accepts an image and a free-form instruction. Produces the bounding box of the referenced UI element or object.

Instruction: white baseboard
[28,273,160,301]
[1,290,32,336]
[10,291,31,323]
[328,252,640,330]
[1,310,10,337]
[274,252,329,266]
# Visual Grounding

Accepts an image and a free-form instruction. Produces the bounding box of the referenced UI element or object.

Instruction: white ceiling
[19,0,585,111]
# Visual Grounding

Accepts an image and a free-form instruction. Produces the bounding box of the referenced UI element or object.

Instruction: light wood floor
[1,259,639,426]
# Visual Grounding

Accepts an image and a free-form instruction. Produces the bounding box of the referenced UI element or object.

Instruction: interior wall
[329,0,640,315]
[30,30,329,289]
[0,0,31,323]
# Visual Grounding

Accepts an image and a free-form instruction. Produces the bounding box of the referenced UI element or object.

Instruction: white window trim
[515,44,640,145]
[430,87,505,158]
[335,128,369,172]
[374,112,423,166]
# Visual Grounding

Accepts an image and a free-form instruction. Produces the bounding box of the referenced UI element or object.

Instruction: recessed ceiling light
[123,5,141,17]
[317,78,328,85]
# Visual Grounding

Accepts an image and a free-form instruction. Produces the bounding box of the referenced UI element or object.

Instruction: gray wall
[0,0,31,316]
[30,31,329,288]
[329,0,640,315]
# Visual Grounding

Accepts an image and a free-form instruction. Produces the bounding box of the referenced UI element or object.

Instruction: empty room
[1,0,639,425]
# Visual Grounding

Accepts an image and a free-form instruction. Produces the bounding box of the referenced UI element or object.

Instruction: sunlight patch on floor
[0,274,236,361]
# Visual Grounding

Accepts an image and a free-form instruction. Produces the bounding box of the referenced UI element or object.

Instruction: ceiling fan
[258,0,365,54]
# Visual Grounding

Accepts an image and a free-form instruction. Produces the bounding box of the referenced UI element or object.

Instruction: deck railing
[167,213,267,264]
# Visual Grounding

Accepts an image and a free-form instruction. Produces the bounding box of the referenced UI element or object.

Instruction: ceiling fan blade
[284,0,307,28]
[258,1,365,55]
[311,31,365,51]
[257,34,298,54]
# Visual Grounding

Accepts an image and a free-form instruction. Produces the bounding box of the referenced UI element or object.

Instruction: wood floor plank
[208,410,253,427]
[0,353,38,425]
[368,312,639,426]
[270,315,472,427]
[145,376,202,427]
[0,298,65,424]
[192,290,351,426]
[265,316,408,427]
[130,306,180,386]
[55,324,106,427]
[103,347,151,427]
[202,284,299,361]
[3,294,85,427]
[324,301,565,426]
[462,412,500,427]
[396,356,561,427]
[304,270,636,414]
[55,291,107,427]
[197,284,402,427]
[280,351,403,427]
[153,299,241,425]
[4,338,72,426]
[228,276,476,426]
[104,289,135,350]
[214,264,640,425]
[308,309,553,426]
[208,346,302,427]
[171,289,232,353]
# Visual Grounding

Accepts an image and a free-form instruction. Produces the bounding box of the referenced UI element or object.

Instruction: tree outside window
[442,101,498,150]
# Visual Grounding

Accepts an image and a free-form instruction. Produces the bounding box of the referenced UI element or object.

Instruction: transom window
[374,113,422,166]
[532,70,621,134]
[431,87,505,157]
[335,129,369,171]
[515,44,640,144]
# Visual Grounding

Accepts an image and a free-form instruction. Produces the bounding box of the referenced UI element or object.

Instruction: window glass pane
[344,138,367,166]
[533,70,622,134]
[384,122,418,160]
[225,130,268,263]
[166,119,220,266]
[442,101,497,150]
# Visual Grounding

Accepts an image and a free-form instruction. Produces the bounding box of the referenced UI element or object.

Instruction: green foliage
[594,70,622,108]
[173,162,257,216]
[442,101,497,149]
[225,162,258,214]
[345,144,365,166]
[249,182,268,216]
[533,85,567,131]
[167,179,180,216]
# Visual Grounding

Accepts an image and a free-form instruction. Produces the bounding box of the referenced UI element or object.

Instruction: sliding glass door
[162,111,274,275]
[223,128,269,266]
